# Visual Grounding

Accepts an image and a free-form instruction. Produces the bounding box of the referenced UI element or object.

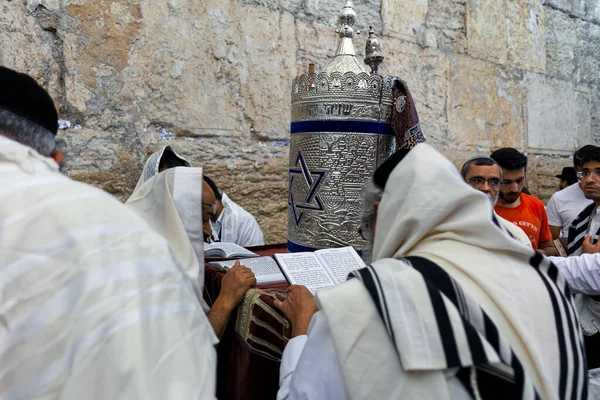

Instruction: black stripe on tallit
[424,281,461,367]
[567,203,595,255]
[529,252,572,400]
[351,266,396,345]
[407,256,542,399]
[491,212,501,229]
[542,256,586,400]
[407,257,487,363]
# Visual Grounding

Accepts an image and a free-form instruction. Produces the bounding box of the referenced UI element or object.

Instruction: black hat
[373,149,411,189]
[555,167,577,180]
[0,66,58,134]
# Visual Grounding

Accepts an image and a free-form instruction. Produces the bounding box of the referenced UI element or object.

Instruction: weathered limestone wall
[2,0,599,243]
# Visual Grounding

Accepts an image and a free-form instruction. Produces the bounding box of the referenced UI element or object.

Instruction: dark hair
[581,148,600,167]
[158,152,189,170]
[490,148,527,171]
[460,156,501,180]
[373,149,411,189]
[574,145,599,169]
[565,175,578,186]
[203,175,222,200]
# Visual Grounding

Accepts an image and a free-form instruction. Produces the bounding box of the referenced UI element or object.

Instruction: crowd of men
[2,65,600,399]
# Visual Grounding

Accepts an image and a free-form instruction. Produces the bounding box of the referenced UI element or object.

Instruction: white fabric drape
[126,167,207,308]
[134,145,191,191]
[0,137,217,399]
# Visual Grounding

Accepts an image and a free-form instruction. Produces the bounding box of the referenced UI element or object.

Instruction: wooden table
[204,244,290,400]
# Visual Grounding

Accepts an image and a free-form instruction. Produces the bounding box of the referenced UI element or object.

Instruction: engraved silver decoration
[288,0,398,253]
[364,26,384,75]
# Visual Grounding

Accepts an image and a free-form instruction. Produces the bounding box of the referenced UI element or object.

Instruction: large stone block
[381,0,428,43]
[448,56,525,151]
[0,2,60,106]
[383,40,450,147]
[466,0,507,64]
[426,0,467,53]
[525,73,593,153]
[506,0,546,73]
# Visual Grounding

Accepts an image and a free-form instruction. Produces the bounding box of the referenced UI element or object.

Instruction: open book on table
[208,246,366,292]
[204,242,259,259]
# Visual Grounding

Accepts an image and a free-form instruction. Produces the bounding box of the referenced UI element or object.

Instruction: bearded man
[490,148,555,254]
[460,156,530,247]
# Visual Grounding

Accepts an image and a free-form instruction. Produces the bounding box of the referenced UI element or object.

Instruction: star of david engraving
[288,152,326,226]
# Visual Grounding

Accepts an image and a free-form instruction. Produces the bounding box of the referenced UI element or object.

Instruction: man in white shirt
[460,156,531,247]
[547,146,596,240]
[275,145,586,400]
[203,175,265,247]
[0,66,217,399]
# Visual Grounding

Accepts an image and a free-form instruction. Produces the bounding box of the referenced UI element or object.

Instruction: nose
[480,181,490,192]
[203,221,212,238]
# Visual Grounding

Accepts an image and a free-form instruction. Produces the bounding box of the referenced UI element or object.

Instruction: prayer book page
[314,246,366,285]
[208,257,286,285]
[204,242,258,259]
[273,252,335,294]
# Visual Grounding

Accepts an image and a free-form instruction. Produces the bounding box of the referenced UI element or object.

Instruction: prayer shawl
[126,167,209,310]
[0,137,217,399]
[134,145,191,191]
[213,192,265,247]
[316,144,586,400]
[567,203,599,255]
[566,204,600,340]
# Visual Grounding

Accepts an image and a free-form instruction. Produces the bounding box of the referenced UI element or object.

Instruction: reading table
[204,243,290,400]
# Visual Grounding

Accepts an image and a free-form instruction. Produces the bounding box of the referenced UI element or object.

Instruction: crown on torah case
[287,1,398,253]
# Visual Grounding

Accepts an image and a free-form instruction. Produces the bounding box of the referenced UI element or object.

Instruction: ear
[50,150,64,165]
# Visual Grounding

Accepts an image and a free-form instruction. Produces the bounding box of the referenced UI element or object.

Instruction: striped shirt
[0,137,217,399]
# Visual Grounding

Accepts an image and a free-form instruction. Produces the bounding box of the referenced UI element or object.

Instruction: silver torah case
[287,0,397,253]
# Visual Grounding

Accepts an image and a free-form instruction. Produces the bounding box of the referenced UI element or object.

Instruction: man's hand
[274,285,318,337]
[583,236,600,254]
[219,262,257,309]
[208,262,256,339]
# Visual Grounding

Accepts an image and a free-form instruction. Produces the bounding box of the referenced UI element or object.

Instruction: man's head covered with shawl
[277,144,586,400]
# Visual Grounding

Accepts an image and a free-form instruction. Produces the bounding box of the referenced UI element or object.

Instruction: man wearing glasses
[461,156,531,247]
[490,148,556,255]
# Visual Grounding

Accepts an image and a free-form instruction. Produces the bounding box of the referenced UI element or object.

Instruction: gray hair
[360,180,384,263]
[460,156,502,181]
[0,108,56,157]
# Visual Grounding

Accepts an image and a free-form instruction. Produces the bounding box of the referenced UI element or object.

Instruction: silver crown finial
[325,0,368,74]
[364,26,384,75]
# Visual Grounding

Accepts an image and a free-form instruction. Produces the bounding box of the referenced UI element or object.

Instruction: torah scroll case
[287,0,399,253]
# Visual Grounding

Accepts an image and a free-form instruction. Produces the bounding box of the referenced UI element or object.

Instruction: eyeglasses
[578,169,600,180]
[202,202,217,214]
[468,177,502,189]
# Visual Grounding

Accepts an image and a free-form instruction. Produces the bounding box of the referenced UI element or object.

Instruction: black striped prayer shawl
[567,203,600,255]
[350,254,587,400]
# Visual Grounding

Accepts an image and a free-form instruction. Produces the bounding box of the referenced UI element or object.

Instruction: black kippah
[0,66,58,135]
[373,148,411,189]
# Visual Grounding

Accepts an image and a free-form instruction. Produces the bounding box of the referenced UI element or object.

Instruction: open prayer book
[208,246,366,292]
[204,242,259,259]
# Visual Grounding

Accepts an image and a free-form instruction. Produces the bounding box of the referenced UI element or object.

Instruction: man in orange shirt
[490,148,556,255]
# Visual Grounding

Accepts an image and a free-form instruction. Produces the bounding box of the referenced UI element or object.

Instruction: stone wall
[1,0,599,243]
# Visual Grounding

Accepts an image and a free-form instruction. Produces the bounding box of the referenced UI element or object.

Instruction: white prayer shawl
[134,145,191,191]
[126,167,209,310]
[316,144,585,400]
[0,137,217,399]
[213,192,265,247]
